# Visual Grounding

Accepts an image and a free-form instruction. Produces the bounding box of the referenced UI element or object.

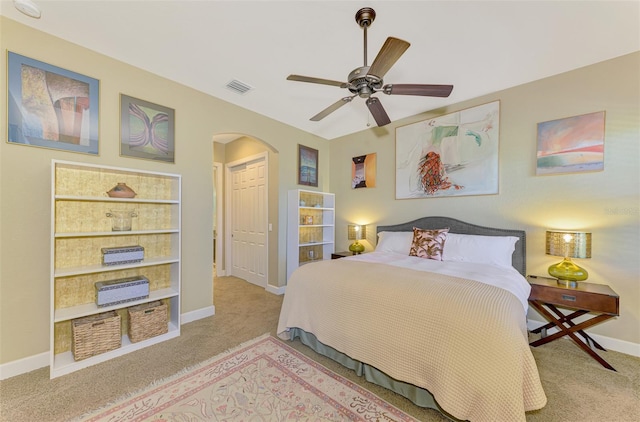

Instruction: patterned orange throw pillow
[409,227,449,260]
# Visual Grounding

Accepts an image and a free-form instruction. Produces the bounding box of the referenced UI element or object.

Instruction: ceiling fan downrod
[356,7,376,67]
[349,7,381,98]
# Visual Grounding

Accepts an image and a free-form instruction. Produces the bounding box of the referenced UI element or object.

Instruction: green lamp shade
[548,257,589,281]
[349,240,365,254]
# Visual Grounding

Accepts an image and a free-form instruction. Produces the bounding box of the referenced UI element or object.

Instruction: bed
[277,216,547,421]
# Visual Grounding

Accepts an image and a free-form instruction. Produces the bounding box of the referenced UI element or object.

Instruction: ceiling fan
[287,7,454,127]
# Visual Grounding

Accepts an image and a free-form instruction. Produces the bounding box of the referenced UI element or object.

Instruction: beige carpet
[1,276,638,421]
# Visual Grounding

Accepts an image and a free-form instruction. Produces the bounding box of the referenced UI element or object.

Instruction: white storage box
[95,276,150,307]
[101,245,144,266]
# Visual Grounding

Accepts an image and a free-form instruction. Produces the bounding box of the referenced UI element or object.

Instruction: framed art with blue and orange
[298,144,318,187]
[7,51,100,155]
[120,94,175,163]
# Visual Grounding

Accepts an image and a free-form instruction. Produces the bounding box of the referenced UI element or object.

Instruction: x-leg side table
[527,276,619,371]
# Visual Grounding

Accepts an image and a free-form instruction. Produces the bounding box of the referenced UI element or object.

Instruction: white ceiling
[2,1,639,141]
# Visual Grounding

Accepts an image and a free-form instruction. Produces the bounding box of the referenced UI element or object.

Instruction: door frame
[224,151,269,286]
[213,162,224,277]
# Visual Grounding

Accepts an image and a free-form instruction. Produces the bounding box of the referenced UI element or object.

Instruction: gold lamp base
[548,257,588,287]
[349,240,365,254]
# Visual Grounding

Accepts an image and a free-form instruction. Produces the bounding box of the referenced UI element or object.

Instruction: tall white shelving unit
[287,189,335,281]
[50,160,181,378]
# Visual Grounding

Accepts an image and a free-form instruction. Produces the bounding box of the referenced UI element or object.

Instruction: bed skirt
[288,328,449,417]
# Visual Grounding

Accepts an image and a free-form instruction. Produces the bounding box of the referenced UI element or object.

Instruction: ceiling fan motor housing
[348,66,382,98]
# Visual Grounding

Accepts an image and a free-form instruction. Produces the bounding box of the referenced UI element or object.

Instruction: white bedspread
[346,251,532,313]
[277,254,547,422]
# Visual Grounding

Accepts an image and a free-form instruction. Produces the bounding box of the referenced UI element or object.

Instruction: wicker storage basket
[128,301,168,343]
[72,311,121,361]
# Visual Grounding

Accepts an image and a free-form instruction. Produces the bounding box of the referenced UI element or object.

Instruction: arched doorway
[212,133,279,290]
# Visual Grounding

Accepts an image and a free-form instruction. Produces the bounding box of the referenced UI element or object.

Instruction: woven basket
[128,301,168,343]
[72,311,121,361]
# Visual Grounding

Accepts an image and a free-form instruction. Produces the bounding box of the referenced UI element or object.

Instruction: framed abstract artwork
[352,153,377,188]
[120,94,175,163]
[7,52,100,155]
[536,111,605,175]
[298,144,318,187]
[395,101,500,199]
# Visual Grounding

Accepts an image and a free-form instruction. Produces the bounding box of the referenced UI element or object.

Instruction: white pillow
[442,233,519,268]
[375,231,413,254]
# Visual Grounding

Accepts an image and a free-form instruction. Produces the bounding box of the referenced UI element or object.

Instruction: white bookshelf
[50,160,181,378]
[287,189,335,281]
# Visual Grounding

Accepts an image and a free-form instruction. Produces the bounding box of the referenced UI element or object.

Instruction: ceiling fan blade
[366,97,391,126]
[383,84,454,97]
[310,96,354,121]
[367,37,410,79]
[287,74,347,88]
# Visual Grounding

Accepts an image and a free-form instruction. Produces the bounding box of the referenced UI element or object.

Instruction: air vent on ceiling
[225,79,253,95]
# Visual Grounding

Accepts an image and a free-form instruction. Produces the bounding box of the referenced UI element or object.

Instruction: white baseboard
[0,352,49,381]
[0,305,217,380]
[181,305,215,324]
[7,311,633,381]
[266,284,285,295]
[527,320,640,357]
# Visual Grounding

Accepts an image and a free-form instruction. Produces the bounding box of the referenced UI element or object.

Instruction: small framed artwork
[6,51,100,155]
[536,111,605,175]
[298,144,318,187]
[120,94,175,163]
[352,153,377,188]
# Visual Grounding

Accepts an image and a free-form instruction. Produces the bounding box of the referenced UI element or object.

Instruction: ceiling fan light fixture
[13,0,41,19]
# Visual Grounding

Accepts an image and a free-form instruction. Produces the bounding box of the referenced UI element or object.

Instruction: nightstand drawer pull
[561,294,576,302]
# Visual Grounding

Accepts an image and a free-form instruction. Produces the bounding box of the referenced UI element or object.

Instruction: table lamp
[546,230,591,287]
[348,224,366,254]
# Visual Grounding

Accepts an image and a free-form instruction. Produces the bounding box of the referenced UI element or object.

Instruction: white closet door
[229,156,267,287]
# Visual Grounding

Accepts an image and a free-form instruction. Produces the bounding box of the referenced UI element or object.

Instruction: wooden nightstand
[527,275,619,371]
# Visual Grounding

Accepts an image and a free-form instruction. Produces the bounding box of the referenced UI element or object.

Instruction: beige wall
[329,52,640,346]
[2,16,637,369]
[213,142,226,163]
[0,17,327,365]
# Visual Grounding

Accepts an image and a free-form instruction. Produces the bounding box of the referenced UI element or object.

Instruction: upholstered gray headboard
[377,216,527,276]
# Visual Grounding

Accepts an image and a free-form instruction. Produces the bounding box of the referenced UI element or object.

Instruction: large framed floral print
[396,101,500,199]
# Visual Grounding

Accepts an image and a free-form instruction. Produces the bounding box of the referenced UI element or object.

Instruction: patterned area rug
[78,334,418,421]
